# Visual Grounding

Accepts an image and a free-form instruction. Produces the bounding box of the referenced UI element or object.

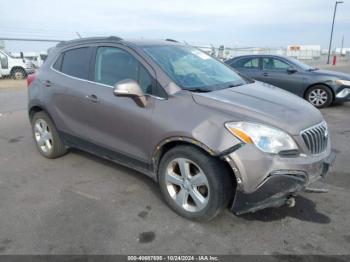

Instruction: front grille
[301,122,328,155]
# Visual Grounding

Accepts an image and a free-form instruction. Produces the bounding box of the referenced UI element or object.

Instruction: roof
[56,36,182,48]
[229,54,287,60]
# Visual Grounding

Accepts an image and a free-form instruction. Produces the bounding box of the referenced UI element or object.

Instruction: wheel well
[10,66,26,75]
[154,140,237,192]
[29,106,43,120]
[304,83,335,101]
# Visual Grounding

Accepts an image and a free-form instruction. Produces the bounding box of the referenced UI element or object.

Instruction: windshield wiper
[186,88,211,93]
[226,83,244,88]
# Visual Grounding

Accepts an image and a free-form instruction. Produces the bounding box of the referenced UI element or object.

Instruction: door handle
[263,72,269,76]
[86,94,99,103]
[43,80,51,87]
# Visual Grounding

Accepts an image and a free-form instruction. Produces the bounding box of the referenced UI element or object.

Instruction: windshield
[289,57,315,70]
[2,50,16,59]
[143,45,247,92]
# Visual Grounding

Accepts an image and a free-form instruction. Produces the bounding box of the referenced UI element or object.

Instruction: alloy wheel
[165,158,210,212]
[308,89,328,107]
[34,119,53,154]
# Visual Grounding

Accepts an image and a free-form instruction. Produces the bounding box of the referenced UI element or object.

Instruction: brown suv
[28,37,335,221]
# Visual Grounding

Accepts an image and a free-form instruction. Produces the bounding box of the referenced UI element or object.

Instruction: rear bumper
[224,144,335,215]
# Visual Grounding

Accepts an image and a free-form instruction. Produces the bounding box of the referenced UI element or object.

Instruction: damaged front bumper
[223,143,336,215]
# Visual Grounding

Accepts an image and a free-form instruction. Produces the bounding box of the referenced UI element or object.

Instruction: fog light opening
[286,197,296,208]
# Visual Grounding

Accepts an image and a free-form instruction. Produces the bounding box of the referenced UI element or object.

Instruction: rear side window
[233,58,259,69]
[59,47,91,79]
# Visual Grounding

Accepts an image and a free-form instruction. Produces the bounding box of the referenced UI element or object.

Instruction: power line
[0,37,62,42]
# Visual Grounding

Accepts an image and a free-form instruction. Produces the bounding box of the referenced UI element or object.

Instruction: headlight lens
[336,79,350,86]
[225,122,298,154]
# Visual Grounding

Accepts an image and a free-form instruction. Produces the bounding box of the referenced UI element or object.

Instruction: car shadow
[240,195,331,224]
[68,148,162,199]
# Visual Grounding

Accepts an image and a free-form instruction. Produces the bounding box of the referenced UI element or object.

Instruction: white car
[0,49,35,79]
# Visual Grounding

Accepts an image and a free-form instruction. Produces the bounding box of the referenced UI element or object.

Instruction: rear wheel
[158,145,234,221]
[31,111,67,158]
[306,85,333,108]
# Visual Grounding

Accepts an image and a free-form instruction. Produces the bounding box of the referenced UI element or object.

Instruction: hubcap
[165,158,210,212]
[309,89,328,106]
[34,119,53,154]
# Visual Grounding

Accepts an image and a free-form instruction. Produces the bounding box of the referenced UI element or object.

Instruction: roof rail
[107,36,123,41]
[56,36,123,48]
[165,38,179,43]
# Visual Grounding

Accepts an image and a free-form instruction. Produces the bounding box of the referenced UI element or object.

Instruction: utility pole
[327,1,344,64]
[340,35,344,55]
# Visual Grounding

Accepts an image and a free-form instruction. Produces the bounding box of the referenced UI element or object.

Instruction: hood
[311,69,350,80]
[192,82,323,135]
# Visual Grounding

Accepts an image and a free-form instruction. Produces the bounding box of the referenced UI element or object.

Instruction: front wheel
[306,85,333,108]
[158,145,234,221]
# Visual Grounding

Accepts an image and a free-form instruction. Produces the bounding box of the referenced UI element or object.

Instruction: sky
[0,0,349,52]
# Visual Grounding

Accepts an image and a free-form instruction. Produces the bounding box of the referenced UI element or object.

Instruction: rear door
[0,51,9,75]
[47,46,94,138]
[260,57,304,95]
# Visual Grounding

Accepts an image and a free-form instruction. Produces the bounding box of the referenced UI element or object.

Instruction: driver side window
[94,47,155,95]
[263,58,289,71]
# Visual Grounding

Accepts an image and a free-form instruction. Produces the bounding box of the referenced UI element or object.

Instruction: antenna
[76,32,82,39]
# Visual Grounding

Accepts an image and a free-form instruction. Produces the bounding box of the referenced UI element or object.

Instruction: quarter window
[94,47,154,94]
[60,47,91,79]
[263,58,290,70]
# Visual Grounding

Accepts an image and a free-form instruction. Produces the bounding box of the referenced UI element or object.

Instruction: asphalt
[0,65,350,255]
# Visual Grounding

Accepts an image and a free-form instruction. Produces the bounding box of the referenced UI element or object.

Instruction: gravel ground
[0,65,349,255]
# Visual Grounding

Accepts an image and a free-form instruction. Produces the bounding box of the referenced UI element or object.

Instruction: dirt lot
[0,66,350,255]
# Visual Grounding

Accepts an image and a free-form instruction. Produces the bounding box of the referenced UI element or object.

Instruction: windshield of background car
[143,45,247,91]
[289,57,314,70]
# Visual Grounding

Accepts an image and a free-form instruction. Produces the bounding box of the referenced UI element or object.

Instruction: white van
[0,50,35,79]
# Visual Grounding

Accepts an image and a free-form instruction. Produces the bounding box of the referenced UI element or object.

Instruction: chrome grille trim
[301,122,328,155]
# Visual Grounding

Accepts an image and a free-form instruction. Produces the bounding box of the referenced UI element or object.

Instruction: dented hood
[192,82,324,135]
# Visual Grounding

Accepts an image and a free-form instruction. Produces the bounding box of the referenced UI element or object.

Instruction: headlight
[336,80,350,86]
[225,122,298,154]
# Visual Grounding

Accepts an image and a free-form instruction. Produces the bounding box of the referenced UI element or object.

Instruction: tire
[158,145,234,221]
[31,111,67,159]
[12,68,26,80]
[305,85,333,108]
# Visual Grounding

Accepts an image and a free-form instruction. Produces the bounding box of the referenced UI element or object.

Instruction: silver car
[27,37,335,221]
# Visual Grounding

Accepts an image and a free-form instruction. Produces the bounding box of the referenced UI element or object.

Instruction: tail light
[27,73,36,87]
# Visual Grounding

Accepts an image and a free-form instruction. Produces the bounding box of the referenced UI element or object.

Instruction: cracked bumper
[224,143,336,215]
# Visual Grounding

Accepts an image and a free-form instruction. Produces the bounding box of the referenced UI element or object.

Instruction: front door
[81,45,156,164]
[258,57,304,96]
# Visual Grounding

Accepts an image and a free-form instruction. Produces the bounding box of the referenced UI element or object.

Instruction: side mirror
[113,79,147,107]
[287,67,297,74]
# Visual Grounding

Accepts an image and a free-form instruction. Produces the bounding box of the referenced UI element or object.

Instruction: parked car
[0,49,35,79]
[27,37,335,221]
[225,54,350,108]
